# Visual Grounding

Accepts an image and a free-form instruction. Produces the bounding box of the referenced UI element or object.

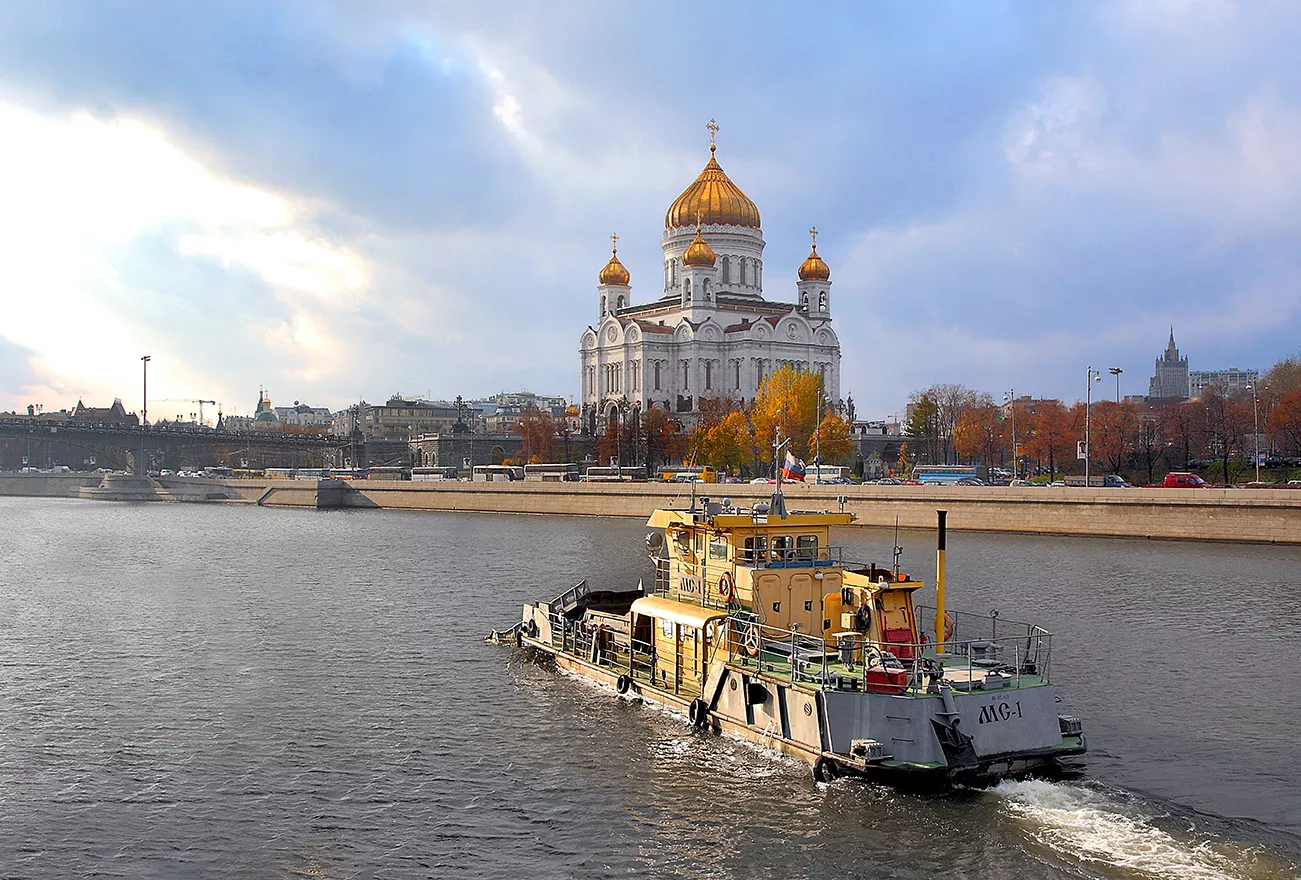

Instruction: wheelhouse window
[796,534,818,561]
[742,535,766,563]
[771,535,794,563]
[709,535,728,561]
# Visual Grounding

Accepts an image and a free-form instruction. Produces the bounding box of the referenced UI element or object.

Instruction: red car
[1163,472,1207,488]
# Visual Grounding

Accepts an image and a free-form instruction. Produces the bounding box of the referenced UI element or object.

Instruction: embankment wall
[3,474,1299,544]
[248,479,1301,544]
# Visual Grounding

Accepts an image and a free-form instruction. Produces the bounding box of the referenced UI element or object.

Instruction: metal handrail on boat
[726,616,1053,695]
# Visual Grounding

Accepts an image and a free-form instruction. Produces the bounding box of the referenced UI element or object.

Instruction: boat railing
[725,616,1053,695]
[740,545,845,569]
[544,607,704,698]
[915,605,1053,679]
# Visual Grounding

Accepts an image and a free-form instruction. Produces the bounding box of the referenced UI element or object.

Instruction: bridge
[0,417,356,471]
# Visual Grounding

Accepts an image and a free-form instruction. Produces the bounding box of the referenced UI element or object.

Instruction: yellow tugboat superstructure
[491,487,1086,785]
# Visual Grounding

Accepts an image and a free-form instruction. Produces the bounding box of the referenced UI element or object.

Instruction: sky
[1,1,1300,421]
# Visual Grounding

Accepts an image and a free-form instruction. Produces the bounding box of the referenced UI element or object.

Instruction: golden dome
[682,227,717,267]
[665,144,761,230]
[598,249,631,286]
[798,245,830,281]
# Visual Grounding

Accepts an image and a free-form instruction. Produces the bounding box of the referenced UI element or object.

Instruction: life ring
[943,613,955,642]
[718,572,735,602]
[742,623,761,657]
[616,674,632,695]
[813,756,840,783]
[688,698,709,728]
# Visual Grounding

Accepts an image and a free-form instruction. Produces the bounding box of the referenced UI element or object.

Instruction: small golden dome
[599,249,631,286]
[682,228,717,267]
[665,144,761,230]
[798,244,830,281]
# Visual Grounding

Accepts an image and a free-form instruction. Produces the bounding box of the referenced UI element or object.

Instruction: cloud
[2,1,1301,419]
[0,103,372,411]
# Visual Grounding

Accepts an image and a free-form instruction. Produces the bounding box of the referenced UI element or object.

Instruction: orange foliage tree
[952,402,1004,468]
[513,406,556,463]
[811,413,854,465]
[1023,399,1073,481]
[750,365,822,467]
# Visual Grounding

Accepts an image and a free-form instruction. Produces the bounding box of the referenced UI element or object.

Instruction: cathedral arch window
[682,360,690,389]
[818,291,827,312]
[756,261,762,288]
[653,361,661,391]
[683,278,691,304]
[705,360,713,391]
[601,294,607,316]
[739,259,747,286]
[721,256,730,283]
[703,279,711,301]
[734,360,741,390]
[801,292,809,310]
[616,295,625,309]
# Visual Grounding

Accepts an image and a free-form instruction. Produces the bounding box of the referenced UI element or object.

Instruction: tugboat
[489,456,1086,785]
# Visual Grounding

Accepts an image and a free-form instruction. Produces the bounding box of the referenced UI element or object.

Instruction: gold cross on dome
[810,226,819,247]
[707,118,719,147]
[610,232,618,252]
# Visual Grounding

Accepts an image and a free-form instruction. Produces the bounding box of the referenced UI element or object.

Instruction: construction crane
[155,399,221,427]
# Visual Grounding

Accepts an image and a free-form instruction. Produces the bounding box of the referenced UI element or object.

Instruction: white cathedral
[580,124,841,433]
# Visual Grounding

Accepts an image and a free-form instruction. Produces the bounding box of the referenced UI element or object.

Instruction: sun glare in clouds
[0,102,370,412]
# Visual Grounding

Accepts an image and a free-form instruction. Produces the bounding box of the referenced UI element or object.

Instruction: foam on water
[994,779,1288,880]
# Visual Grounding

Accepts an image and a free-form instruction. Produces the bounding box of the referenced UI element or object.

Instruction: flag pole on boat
[935,509,948,653]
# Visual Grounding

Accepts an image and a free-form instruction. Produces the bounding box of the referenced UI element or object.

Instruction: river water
[0,497,1298,879]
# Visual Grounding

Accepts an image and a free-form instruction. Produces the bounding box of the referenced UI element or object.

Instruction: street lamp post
[815,394,823,483]
[1248,383,1260,483]
[1109,367,1123,403]
[1004,389,1016,480]
[140,355,151,476]
[1085,366,1101,487]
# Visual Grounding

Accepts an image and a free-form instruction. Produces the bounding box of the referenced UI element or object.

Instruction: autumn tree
[513,407,556,462]
[1090,401,1139,475]
[1024,399,1072,482]
[643,406,687,472]
[695,410,752,473]
[906,384,983,464]
[811,413,854,465]
[1200,386,1252,483]
[750,366,822,467]
[952,402,1005,468]
[903,394,939,464]
[1269,387,1301,456]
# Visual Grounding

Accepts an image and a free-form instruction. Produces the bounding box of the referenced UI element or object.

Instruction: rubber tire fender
[616,674,632,695]
[813,756,839,784]
[688,698,709,728]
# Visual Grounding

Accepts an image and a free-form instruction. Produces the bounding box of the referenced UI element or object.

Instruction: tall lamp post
[1003,389,1016,480]
[1084,366,1101,487]
[1248,383,1260,483]
[1109,366,1123,403]
[140,355,151,476]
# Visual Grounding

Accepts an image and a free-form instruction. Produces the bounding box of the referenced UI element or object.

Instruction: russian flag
[782,451,806,482]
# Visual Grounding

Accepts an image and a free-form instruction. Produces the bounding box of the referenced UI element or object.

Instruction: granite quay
[3,472,1298,545]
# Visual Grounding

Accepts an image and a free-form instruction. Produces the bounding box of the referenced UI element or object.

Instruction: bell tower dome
[796,226,832,318]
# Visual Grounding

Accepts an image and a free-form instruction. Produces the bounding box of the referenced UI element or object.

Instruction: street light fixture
[1085,366,1101,487]
[1109,367,1123,403]
[140,355,151,476]
[1248,383,1260,483]
[1003,389,1017,480]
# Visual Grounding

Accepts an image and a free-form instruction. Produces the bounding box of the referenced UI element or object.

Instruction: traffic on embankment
[4,470,1301,545]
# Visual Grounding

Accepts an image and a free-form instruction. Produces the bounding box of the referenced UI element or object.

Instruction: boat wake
[993,779,1294,880]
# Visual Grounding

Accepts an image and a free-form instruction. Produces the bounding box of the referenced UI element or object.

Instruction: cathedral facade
[580,128,841,433]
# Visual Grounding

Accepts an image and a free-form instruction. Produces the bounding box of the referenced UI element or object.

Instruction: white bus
[584,465,648,482]
[412,466,460,481]
[473,464,524,482]
[524,463,580,482]
[806,465,851,483]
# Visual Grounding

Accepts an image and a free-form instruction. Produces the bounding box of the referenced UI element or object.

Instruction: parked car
[1163,472,1207,488]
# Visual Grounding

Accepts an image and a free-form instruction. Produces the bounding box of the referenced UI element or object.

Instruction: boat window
[796,534,818,561]
[694,533,703,555]
[742,535,766,563]
[771,535,793,563]
[709,535,729,561]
